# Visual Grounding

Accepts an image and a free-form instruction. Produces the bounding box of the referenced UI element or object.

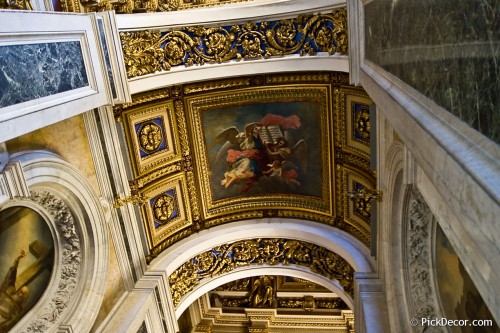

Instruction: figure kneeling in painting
[0,250,29,333]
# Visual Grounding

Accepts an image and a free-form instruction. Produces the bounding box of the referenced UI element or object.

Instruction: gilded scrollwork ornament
[121,9,348,78]
[168,238,354,307]
[120,30,167,78]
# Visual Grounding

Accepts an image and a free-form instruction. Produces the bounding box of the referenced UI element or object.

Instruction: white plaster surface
[116,0,346,30]
[149,219,374,275]
[128,55,349,94]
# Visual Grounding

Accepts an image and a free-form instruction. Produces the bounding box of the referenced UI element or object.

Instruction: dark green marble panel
[364,0,499,143]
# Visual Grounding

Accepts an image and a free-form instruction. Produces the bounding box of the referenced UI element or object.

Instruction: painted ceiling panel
[114,71,374,261]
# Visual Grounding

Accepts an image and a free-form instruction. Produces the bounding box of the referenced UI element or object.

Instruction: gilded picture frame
[336,87,373,158]
[185,85,335,220]
[122,100,182,176]
[140,173,192,249]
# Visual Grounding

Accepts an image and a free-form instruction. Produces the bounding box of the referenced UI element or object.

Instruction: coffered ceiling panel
[115,72,374,261]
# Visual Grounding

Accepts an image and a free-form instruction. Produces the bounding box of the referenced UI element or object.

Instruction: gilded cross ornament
[120,9,348,78]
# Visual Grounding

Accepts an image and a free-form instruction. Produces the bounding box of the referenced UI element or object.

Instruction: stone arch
[379,141,407,332]
[0,150,108,332]
[175,265,354,318]
[149,219,374,322]
[150,219,373,275]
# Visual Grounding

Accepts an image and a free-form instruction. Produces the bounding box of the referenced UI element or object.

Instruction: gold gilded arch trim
[119,9,347,78]
[168,238,355,307]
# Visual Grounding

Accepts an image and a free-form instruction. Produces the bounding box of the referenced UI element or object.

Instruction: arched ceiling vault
[96,2,374,330]
[114,72,375,262]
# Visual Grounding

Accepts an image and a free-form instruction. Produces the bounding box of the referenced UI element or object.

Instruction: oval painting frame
[0,206,54,332]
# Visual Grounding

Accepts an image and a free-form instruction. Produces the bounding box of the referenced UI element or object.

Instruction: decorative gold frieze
[265,73,331,85]
[120,10,348,78]
[79,0,255,14]
[129,162,183,191]
[183,78,251,95]
[168,238,355,307]
[316,298,348,309]
[204,211,264,228]
[214,278,251,292]
[120,30,167,78]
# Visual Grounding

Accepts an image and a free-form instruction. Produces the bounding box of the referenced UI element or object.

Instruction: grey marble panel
[0,41,89,108]
[97,18,117,99]
[364,0,499,143]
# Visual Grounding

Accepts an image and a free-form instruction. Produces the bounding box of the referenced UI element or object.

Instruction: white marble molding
[0,11,112,142]
[0,151,109,332]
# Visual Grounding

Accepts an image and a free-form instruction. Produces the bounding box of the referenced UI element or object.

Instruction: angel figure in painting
[264,136,305,186]
[217,122,269,191]
[212,114,307,192]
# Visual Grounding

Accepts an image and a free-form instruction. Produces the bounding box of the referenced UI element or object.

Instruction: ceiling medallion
[353,103,370,142]
[152,191,177,223]
[138,121,163,153]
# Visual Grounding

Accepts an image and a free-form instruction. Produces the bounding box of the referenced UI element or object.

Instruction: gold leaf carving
[121,10,348,78]
[120,30,167,78]
[169,238,355,307]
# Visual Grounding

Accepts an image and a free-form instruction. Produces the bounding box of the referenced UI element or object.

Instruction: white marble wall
[375,108,500,331]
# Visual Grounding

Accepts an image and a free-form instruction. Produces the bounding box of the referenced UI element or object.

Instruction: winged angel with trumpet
[210,114,307,193]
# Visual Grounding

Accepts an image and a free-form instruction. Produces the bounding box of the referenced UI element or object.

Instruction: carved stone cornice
[20,190,81,332]
[403,186,443,333]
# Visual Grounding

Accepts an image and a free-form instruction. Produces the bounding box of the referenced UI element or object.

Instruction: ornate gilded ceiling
[179,276,354,332]
[114,71,374,261]
[80,0,257,14]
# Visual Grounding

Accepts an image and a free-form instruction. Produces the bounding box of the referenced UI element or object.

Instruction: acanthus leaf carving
[404,186,443,333]
[168,238,354,307]
[121,10,348,78]
[18,190,82,333]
